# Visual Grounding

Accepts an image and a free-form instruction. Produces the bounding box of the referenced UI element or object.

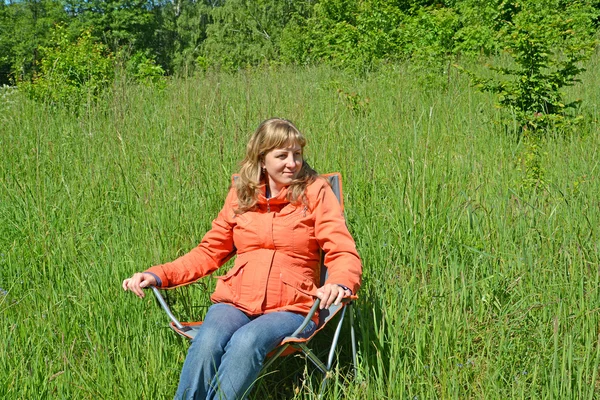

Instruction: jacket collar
[257,185,291,206]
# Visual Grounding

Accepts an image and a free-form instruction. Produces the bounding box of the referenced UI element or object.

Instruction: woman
[122,118,362,400]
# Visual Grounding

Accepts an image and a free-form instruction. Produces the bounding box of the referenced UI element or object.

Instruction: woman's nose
[286,155,297,167]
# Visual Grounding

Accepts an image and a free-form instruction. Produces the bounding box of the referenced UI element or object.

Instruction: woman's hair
[235,118,317,213]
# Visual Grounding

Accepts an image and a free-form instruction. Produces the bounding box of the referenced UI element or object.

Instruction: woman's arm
[312,180,362,308]
[122,187,238,293]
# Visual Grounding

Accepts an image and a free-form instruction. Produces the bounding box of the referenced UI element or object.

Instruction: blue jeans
[175,303,317,400]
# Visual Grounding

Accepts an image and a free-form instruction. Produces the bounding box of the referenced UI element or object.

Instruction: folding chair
[150,173,358,396]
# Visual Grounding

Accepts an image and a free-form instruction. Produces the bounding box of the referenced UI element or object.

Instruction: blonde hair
[235,118,317,213]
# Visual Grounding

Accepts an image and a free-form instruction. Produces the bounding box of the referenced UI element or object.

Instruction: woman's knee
[191,325,229,353]
[225,329,272,360]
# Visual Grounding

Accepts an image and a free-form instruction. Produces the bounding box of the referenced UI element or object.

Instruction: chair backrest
[323,173,343,211]
[317,173,344,327]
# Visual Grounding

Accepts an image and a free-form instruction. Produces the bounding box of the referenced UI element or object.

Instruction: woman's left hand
[316,284,351,309]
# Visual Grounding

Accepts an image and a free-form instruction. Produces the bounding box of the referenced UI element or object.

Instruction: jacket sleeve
[313,180,362,294]
[145,187,237,287]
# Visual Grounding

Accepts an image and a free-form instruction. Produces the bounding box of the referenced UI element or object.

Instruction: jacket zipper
[267,197,270,213]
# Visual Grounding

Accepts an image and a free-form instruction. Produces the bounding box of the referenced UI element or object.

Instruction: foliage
[461,1,597,136]
[516,132,546,188]
[400,5,460,87]
[337,88,370,116]
[169,1,213,75]
[199,0,312,71]
[280,0,405,72]
[402,6,459,58]
[0,84,19,121]
[454,0,520,56]
[19,25,114,108]
[0,3,14,85]
[0,0,67,84]
[1,0,600,80]
[63,0,160,50]
[121,50,166,87]
[63,0,178,74]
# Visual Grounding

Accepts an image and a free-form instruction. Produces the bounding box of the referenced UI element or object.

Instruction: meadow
[1,55,600,399]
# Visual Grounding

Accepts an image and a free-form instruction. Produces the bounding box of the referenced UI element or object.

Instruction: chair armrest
[289,298,321,338]
[151,286,185,330]
[288,294,357,339]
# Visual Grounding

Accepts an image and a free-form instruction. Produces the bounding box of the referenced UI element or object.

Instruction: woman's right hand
[122,273,157,298]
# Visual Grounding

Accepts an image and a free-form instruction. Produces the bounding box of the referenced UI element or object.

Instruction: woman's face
[262,143,303,194]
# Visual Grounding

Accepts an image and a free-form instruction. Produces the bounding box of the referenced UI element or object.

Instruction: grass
[1,55,600,399]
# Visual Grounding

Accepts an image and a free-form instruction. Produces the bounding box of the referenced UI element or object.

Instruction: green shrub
[401,6,460,88]
[19,25,114,108]
[460,1,597,137]
[458,0,597,188]
[454,0,520,56]
[125,51,166,87]
[199,0,310,71]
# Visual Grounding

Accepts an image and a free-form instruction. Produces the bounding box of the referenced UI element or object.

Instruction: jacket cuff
[337,284,352,295]
[145,271,163,287]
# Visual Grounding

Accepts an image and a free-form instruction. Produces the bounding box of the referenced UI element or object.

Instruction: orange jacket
[146,177,362,318]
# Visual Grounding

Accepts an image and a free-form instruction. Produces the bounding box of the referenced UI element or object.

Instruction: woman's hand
[316,283,351,309]
[122,273,157,298]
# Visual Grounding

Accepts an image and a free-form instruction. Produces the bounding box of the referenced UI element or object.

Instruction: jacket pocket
[280,267,317,307]
[215,262,246,303]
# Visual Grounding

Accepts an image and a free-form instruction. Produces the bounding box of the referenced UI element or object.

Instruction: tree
[200,0,312,71]
[0,2,14,85]
[0,0,66,84]
[168,0,214,75]
[280,0,405,72]
[63,0,167,69]
[459,0,597,187]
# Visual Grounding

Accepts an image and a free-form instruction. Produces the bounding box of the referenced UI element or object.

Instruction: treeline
[1,0,598,86]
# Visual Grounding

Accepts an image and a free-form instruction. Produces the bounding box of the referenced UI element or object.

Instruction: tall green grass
[1,56,600,399]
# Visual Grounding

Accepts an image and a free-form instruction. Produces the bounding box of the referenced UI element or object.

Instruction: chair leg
[326,306,347,370]
[261,344,290,372]
[349,303,358,377]
[317,306,348,397]
[298,343,328,374]
[319,372,330,398]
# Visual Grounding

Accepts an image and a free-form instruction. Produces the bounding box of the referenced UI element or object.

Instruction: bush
[458,0,597,188]
[199,0,310,71]
[401,6,460,88]
[19,25,114,108]
[125,51,166,87]
[454,0,519,56]
[460,1,597,137]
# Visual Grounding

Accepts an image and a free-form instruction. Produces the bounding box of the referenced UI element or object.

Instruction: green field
[2,57,600,399]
